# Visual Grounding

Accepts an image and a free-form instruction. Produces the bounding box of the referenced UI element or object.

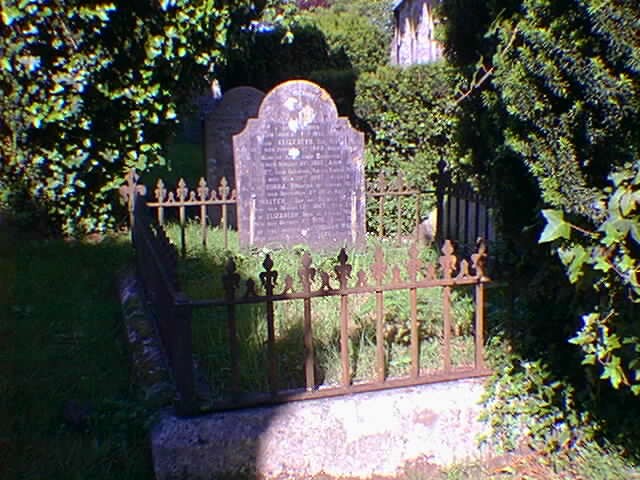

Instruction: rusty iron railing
[131,188,492,415]
[120,169,237,255]
[130,198,198,415]
[366,171,434,241]
[189,239,491,411]
[122,167,496,256]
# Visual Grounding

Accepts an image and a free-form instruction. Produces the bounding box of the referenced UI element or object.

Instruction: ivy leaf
[567,245,588,283]
[630,223,640,244]
[600,357,626,389]
[620,191,636,216]
[539,209,571,243]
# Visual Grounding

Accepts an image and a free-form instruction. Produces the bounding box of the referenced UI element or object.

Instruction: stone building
[391,0,443,66]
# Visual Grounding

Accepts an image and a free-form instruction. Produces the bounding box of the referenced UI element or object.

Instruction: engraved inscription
[233,80,366,249]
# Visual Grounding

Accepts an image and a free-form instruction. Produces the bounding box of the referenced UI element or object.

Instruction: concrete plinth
[151,378,489,479]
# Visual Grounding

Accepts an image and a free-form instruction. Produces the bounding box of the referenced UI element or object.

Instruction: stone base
[151,377,491,479]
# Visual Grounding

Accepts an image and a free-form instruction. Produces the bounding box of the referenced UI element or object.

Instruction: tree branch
[454,26,519,105]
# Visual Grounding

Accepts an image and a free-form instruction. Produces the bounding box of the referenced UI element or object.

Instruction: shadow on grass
[0,226,154,480]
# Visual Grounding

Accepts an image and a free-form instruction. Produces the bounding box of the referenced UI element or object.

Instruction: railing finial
[119,169,147,227]
[472,238,488,280]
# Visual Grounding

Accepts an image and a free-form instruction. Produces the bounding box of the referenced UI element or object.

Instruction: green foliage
[355,62,463,189]
[538,163,640,393]
[1,229,154,479]
[222,22,344,93]
[298,0,393,75]
[479,340,590,454]
[442,0,640,396]
[489,0,640,394]
[308,68,357,115]
[490,0,640,222]
[0,0,289,235]
[539,209,571,243]
[329,0,394,44]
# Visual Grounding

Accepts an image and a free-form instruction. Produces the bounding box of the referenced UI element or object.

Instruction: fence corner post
[172,293,198,417]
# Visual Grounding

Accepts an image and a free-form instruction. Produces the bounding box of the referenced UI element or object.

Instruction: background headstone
[233,80,365,249]
[205,86,265,228]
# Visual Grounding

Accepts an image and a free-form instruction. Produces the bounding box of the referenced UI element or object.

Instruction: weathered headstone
[205,86,265,228]
[233,80,365,249]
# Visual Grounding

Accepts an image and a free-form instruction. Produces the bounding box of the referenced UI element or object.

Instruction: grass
[157,222,640,479]
[1,226,154,480]
[161,222,479,397]
[1,216,637,479]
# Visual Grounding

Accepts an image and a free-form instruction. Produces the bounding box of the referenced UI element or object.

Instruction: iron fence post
[172,294,198,416]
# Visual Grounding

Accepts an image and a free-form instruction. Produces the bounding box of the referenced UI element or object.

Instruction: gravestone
[205,86,265,228]
[233,80,365,249]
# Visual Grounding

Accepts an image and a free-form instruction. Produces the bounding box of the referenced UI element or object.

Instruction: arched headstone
[205,86,265,228]
[233,80,365,249]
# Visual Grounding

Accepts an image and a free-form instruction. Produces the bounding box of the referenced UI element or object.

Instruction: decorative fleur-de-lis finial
[119,169,147,203]
[280,275,294,295]
[371,247,387,286]
[263,254,274,272]
[223,258,240,299]
[439,240,457,279]
[219,177,230,200]
[176,178,188,201]
[472,238,488,279]
[155,179,166,202]
[334,248,352,290]
[260,254,278,294]
[457,259,470,279]
[298,252,316,292]
[424,264,436,280]
[197,178,209,201]
[119,169,147,226]
[407,243,422,282]
[244,278,258,298]
[392,265,402,284]
[356,270,368,288]
[319,271,333,291]
[393,171,406,192]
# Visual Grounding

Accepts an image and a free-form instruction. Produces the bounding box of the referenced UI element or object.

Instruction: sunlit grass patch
[163,222,480,398]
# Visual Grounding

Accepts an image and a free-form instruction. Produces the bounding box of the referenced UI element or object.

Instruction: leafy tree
[0,0,291,235]
[491,0,640,393]
[355,62,462,189]
[442,0,640,393]
[298,0,393,75]
[222,23,344,92]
